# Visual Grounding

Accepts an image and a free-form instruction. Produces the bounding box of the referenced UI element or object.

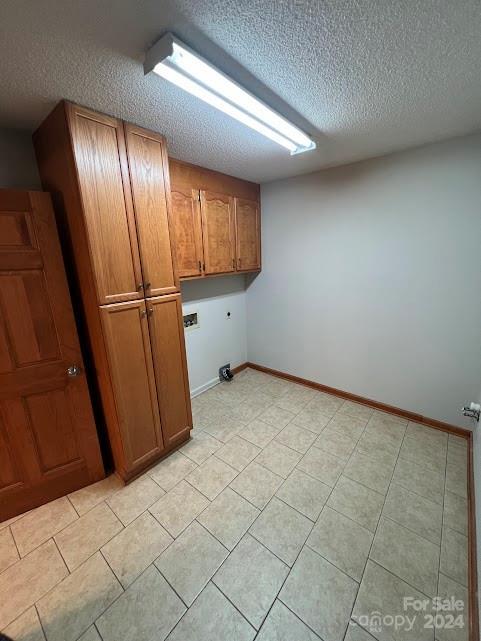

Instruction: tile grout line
[341,417,407,639]
[34,603,48,641]
[8,498,123,565]
[7,524,21,563]
[66,493,82,518]
[238,420,349,636]
[1,376,465,641]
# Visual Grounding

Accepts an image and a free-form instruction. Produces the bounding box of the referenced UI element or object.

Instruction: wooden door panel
[0,210,37,251]
[200,191,235,275]
[235,198,261,271]
[0,190,104,522]
[124,124,179,296]
[25,389,80,472]
[100,300,164,471]
[147,294,192,447]
[68,105,143,304]
[0,270,60,368]
[170,188,203,278]
[0,413,22,492]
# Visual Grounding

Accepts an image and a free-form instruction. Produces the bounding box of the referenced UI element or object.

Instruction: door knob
[67,364,81,377]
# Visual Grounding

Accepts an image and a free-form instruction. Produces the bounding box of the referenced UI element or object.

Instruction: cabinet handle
[238,257,241,268]
[137,283,143,291]
[144,281,151,290]
[203,263,205,271]
[232,258,235,268]
[198,260,202,272]
[140,310,147,318]
[147,307,153,317]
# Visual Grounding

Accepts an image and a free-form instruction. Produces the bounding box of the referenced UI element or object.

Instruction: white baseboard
[190,377,220,399]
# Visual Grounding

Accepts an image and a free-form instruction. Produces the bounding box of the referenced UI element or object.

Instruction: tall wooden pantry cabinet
[34,102,192,482]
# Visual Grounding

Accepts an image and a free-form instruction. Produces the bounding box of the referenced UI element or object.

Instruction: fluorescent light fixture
[145,33,316,155]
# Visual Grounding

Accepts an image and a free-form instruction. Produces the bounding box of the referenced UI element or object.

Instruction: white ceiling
[0,0,480,182]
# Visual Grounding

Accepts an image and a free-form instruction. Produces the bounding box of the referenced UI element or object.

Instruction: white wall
[247,134,481,427]
[181,275,247,396]
[0,128,40,189]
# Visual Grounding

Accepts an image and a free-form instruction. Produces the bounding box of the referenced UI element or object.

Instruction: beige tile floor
[0,368,469,641]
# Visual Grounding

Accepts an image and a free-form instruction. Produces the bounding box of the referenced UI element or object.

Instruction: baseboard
[232,362,249,375]
[190,363,248,398]
[245,361,471,438]
[190,377,220,398]
[241,360,478,639]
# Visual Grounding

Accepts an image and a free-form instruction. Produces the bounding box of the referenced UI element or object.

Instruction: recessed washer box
[183,311,199,332]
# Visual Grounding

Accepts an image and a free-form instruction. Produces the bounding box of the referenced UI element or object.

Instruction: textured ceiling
[0,0,480,182]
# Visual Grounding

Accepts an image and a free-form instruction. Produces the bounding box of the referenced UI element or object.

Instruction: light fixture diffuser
[144,33,316,155]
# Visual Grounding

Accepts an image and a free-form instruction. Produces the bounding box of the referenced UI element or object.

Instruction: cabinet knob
[137,283,143,291]
[140,310,147,318]
[144,282,151,290]
[147,307,153,317]
[67,364,81,377]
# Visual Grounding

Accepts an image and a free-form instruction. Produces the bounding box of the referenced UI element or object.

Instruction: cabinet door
[235,198,261,271]
[100,300,164,474]
[124,123,179,296]
[146,294,192,447]
[170,188,203,278]
[67,104,143,304]
[200,190,235,275]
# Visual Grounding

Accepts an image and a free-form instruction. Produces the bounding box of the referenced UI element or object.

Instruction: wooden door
[100,300,164,476]
[67,104,143,305]
[235,198,261,271]
[146,294,192,447]
[200,191,235,275]
[170,188,203,278]
[124,123,179,296]
[0,190,104,521]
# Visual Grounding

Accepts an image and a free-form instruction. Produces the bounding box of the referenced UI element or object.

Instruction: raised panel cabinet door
[67,104,143,304]
[0,190,104,521]
[200,190,235,275]
[235,198,261,271]
[100,300,164,475]
[170,188,203,278]
[124,123,179,296]
[146,294,192,447]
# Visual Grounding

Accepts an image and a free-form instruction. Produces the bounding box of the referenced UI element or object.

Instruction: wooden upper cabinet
[235,198,261,271]
[124,123,179,297]
[170,188,203,278]
[200,190,235,275]
[67,104,143,305]
[100,300,164,474]
[168,159,261,279]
